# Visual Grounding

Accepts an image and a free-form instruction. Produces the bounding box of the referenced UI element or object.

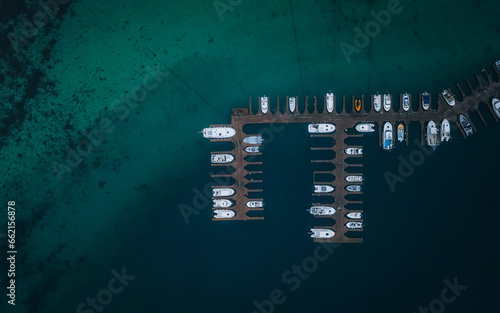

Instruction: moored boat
[345,175,363,182]
[354,99,361,112]
[212,188,235,197]
[308,123,335,133]
[213,199,232,208]
[244,146,260,153]
[426,121,438,150]
[213,209,235,218]
[355,123,375,133]
[383,93,391,111]
[495,60,500,72]
[346,222,363,229]
[308,206,336,216]
[346,185,362,192]
[314,185,334,193]
[211,153,234,164]
[202,127,236,139]
[459,114,473,136]
[397,124,404,142]
[440,119,451,142]
[309,228,335,238]
[246,200,263,208]
[422,92,430,110]
[373,93,381,112]
[383,122,393,151]
[345,147,363,155]
[326,93,334,113]
[289,96,297,113]
[260,96,269,114]
[442,89,455,106]
[243,136,263,144]
[402,93,410,111]
[491,98,500,119]
[346,212,362,219]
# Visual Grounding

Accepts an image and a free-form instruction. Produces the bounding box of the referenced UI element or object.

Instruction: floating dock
[205,62,500,243]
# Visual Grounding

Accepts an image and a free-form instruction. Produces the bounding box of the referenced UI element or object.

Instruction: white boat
[310,228,335,239]
[326,93,334,113]
[244,146,260,153]
[346,212,362,219]
[212,188,235,197]
[308,123,335,133]
[345,175,363,182]
[243,136,263,144]
[314,185,334,193]
[202,127,236,139]
[426,121,438,150]
[402,93,410,111]
[495,60,500,72]
[346,222,363,229]
[213,209,235,218]
[383,122,393,151]
[211,153,234,164]
[442,89,455,106]
[213,199,232,208]
[491,98,500,118]
[373,93,382,112]
[355,123,375,133]
[383,93,391,111]
[440,119,451,142]
[289,96,296,113]
[459,114,473,136]
[346,185,362,192]
[345,147,363,155]
[260,96,269,114]
[308,206,336,216]
[246,200,263,208]
[422,92,430,110]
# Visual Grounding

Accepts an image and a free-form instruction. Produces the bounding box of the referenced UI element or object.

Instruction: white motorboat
[213,199,232,208]
[426,121,438,150]
[402,93,410,111]
[355,123,375,133]
[491,98,500,119]
[308,123,335,133]
[246,200,263,208]
[211,153,234,164]
[346,222,363,229]
[213,209,235,218]
[326,93,334,113]
[289,96,297,113]
[212,188,235,197]
[202,127,236,139]
[442,89,455,106]
[243,136,263,144]
[345,175,363,182]
[260,96,269,114]
[459,114,473,136]
[309,228,335,238]
[244,146,260,153]
[345,147,363,155]
[373,93,382,112]
[440,119,451,142]
[383,122,393,151]
[383,93,391,111]
[308,206,336,216]
[346,185,362,192]
[314,185,334,193]
[346,212,362,219]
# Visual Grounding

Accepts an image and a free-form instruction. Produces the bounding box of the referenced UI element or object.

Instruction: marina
[202,62,500,243]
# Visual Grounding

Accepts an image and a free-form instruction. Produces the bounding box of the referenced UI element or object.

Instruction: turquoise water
[0,0,499,312]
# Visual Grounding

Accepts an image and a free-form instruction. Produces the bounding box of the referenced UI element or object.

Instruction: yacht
[402,93,410,111]
[289,96,296,113]
[260,96,269,114]
[212,188,235,197]
[346,212,362,219]
[373,93,382,112]
[243,136,263,144]
[440,119,451,142]
[308,123,335,133]
[213,199,232,208]
[326,93,334,113]
[211,153,234,164]
[346,185,362,192]
[383,122,393,151]
[442,89,455,106]
[345,175,363,182]
[491,98,500,118]
[309,228,335,239]
[459,114,473,136]
[422,92,430,110]
[244,146,260,153]
[202,127,236,139]
[383,93,391,112]
[346,222,363,229]
[308,206,336,216]
[397,124,404,142]
[246,200,263,208]
[355,123,375,133]
[345,147,363,155]
[426,121,438,150]
[314,185,334,193]
[213,209,235,219]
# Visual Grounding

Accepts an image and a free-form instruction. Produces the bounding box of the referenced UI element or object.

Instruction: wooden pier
[207,63,500,243]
